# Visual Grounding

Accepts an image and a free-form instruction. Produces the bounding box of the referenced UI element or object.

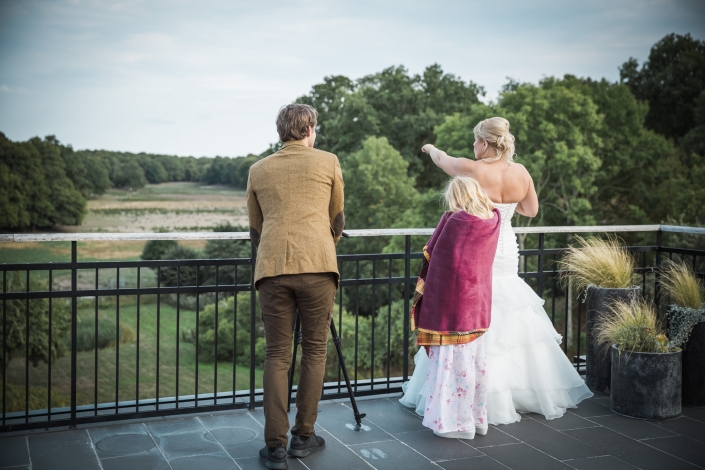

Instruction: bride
[401,117,592,425]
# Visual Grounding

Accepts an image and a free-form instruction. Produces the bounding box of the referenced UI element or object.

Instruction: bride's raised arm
[421,144,475,177]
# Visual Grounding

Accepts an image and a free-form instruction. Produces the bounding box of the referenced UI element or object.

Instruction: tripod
[286,309,367,430]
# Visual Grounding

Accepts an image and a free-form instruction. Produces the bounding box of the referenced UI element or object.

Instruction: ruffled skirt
[401,274,593,425]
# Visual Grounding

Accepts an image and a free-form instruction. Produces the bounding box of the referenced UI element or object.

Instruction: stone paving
[1,393,704,470]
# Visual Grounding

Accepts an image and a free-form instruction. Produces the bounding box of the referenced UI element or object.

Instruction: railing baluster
[115,266,120,415]
[232,265,237,404]
[2,269,5,427]
[387,258,392,390]
[70,240,77,428]
[214,265,219,406]
[195,265,199,408]
[577,299,583,372]
[176,266,180,409]
[563,283,569,354]
[354,260,359,391]
[655,230,662,307]
[551,255,557,324]
[537,233,545,299]
[156,267,161,411]
[25,269,29,423]
[48,269,52,421]
[249,241,257,410]
[403,235,411,382]
[371,260,376,390]
[94,269,98,416]
[136,266,140,412]
[337,260,343,395]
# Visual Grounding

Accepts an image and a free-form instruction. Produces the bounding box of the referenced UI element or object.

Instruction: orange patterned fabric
[416,328,487,347]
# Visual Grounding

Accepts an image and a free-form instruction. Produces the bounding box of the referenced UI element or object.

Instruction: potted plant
[559,236,640,393]
[596,297,681,419]
[661,260,705,407]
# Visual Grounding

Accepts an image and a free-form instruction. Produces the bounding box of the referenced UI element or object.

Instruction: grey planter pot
[683,315,705,407]
[585,286,641,393]
[610,345,682,420]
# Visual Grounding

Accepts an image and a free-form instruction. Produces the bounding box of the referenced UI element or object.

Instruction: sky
[1,0,704,158]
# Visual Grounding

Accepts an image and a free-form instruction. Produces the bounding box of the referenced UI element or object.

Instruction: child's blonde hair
[444,176,495,219]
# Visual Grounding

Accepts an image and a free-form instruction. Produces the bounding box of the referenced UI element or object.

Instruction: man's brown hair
[276,104,318,142]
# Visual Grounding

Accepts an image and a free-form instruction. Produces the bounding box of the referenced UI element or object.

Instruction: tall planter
[585,286,641,393]
[610,345,682,419]
[683,314,705,407]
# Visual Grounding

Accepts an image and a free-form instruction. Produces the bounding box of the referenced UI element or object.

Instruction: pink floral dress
[422,336,488,434]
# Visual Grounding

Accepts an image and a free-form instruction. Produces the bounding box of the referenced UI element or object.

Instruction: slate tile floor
[1,393,704,470]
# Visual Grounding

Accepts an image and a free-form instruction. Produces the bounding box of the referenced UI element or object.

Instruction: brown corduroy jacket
[246,141,345,287]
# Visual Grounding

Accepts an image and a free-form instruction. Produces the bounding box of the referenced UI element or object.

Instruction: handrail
[0,224,703,243]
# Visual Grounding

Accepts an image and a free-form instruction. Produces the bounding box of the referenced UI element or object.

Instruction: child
[411,176,500,439]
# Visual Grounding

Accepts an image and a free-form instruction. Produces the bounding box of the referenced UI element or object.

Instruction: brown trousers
[258,272,337,448]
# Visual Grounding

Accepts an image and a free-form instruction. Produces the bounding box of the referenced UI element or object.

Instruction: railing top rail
[1,224,703,243]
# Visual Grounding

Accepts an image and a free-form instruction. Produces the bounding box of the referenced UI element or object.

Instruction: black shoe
[259,444,288,469]
[288,432,326,458]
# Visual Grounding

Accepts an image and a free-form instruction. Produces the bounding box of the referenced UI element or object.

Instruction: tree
[342,136,418,232]
[113,158,147,189]
[0,134,88,229]
[0,272,71,374]
[202,223,252,286]
[139,156,169,184]
[0,133,52,229]
[545,76,675,226]
[297,64,483,189]
[620,33,705,141]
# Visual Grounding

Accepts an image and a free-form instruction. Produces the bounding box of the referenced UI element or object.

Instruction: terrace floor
[1,393,704,470]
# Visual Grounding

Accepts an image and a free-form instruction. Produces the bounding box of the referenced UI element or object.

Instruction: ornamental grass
[594,297,669,354]
[557,235,635,293]
[661,259,704,310]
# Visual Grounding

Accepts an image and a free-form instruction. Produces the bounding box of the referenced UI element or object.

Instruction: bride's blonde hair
[474,116,515,163]
[444,176,495,219]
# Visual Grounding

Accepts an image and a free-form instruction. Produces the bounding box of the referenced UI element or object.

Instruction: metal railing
[0,224,703,432]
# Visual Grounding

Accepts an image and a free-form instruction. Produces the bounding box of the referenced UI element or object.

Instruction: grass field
[0,182,246,264]
[4,297,264,412]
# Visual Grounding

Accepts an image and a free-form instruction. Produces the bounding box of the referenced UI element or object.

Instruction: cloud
[0,0,703,156]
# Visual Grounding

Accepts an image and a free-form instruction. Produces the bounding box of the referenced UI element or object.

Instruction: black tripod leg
[287,312,301,413]
[330,318,366,429]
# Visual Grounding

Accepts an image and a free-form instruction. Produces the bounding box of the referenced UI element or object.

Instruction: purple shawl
[412,209,501,335]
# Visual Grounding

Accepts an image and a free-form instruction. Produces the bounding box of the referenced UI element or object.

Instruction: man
[247,103,345,470]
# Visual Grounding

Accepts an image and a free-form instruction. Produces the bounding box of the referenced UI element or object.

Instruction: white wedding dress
[400,203,593,424]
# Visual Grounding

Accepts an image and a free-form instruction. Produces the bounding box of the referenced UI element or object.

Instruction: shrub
[558,235,636,292]
[0,272,71,374]
[661,259,704,310]
[594,298,669,354]
[74,319,136,352]
[141,239,179,261]
[0,383,70,413]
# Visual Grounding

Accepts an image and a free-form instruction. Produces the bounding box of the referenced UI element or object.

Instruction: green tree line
[0,139,262,229]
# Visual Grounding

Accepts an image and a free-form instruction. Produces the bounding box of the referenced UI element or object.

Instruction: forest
[1,32,704,233]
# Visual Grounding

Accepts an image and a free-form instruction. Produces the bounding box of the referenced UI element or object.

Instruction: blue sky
[1,0,703,157]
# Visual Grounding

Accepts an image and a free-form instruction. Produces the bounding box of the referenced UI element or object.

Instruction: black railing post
[403,235,411,381]
[70,241,77,429]
[537,233,545,300]
[655,229,663,307]
[249,240,257,410]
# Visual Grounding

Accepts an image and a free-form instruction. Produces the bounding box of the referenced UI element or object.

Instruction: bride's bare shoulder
[509,162,531,178]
